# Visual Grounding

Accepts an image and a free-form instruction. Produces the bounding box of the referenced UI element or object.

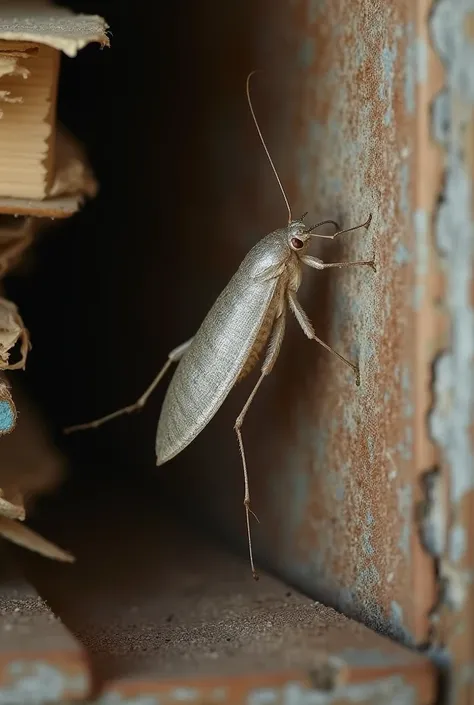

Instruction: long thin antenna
[246,71,292,224]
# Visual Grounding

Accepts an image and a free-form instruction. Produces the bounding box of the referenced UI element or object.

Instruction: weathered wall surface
[427,0,474,700]
[153,0,438,646]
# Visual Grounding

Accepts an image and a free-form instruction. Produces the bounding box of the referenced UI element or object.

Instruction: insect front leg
[301,254,376,272]
[234,312,286,581]
[307,214,372,239]
[287,290,361,386]
[64,338,194,434]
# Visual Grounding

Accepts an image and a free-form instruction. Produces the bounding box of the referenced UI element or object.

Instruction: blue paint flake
[0,399,14,433]
[430,161,474,501]
[356,564,380,591]
[404,23,416,115]
[362,511,375,556]
[397,484,413,558]
[390,601,415,644]
[172,688,200,701]
[394,242,411,265]
[380,42,398,126]
[402,367,410,391]
[449,524,467,562]
[416,38,428,84]
[402,367,414,418]
[399,163,410,217]
[367,435,375,462]
[413,283,425,310]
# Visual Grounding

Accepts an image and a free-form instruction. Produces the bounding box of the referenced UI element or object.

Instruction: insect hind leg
[234,313,286,581]
[64,338,194,434]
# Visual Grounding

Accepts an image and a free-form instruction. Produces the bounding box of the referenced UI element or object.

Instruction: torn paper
[0,486,24,520]
[0,377,16,436]
[0,377,74,561]
[0,2,109,58]
[0,516,74,561]
[0,297,30,370]
[0,378,65,503]
[49,124,98,199]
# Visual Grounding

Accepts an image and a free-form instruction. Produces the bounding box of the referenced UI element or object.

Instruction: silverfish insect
[65,71,376,579]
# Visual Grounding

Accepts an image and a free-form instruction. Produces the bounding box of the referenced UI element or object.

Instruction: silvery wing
[155,234,286,465]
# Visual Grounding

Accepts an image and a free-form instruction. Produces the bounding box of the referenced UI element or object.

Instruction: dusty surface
[0,554,73,651]
[0,548,90,702]
[24,484,434,693]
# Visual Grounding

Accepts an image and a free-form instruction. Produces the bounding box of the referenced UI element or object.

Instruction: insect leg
[287,290,361,385]
[64,338,194,434]
[234,312,286,581]
[308,213,372,239]
[301,254,376,273]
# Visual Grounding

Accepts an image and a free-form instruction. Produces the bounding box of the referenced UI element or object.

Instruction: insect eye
[291,237,304,250]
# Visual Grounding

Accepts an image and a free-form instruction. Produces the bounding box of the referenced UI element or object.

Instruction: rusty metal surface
[24,484,436,704]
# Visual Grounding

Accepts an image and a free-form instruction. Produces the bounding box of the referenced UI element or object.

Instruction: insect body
[157,224,297,465]
[65,73,376,579]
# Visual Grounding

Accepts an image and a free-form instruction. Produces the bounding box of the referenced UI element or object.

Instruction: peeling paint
[417,468,446,558]
[449,524,467,563]
[0,662,88,705]
[66,674,421,705]
[428,0,474,699]
[355,564,381,593]
[361,511,375,556]
[439,562,474,612]
[404,23,416,114]
[397,484,412,559]
[431,89,450,145]
[404,27,429,115]
[389,601,414,645]
[394,243,411,266]
[398,163,410,217]
[172,689,200,702]
[83,689,229,705]
[248,676,417,705]
[92,695,158,705]
[380,42,398,126]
